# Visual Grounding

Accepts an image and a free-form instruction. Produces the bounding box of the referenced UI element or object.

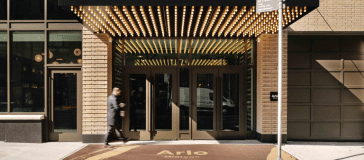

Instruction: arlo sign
[256,0,279,13]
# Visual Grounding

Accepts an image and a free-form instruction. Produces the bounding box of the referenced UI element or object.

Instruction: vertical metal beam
[44,0,49,142]
[6,0,10,113]
[277,0,283,159]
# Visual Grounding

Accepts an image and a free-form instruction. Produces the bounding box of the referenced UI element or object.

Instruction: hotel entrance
[123,66,247,140]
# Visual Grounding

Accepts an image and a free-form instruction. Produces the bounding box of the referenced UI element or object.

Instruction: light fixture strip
[184,39,188,53]
[166,6,171,37]
[164,39,168,54]
[199,6,213,37]
[140,6,153,37]
[232,40,245,53]
[157,6,166,37]
[148,6,159,37]
[212,6,230,37]
[124,40,137,53]
[170,39,173,53]
[131,6,146,37]
[181,6,186,37]
[174,6,178,37]
[230,7,255,37]
[228,39,242,53]
[123,6,141,36]
[135,39,146,53]
[224,6,246,37]
[106,7,127,36]
[98,7,118,36]
[114,6,135,37]
[187,6,195,37]
[153,39,159,53]
[193,6,204,37]
[205,6,222,37]
[220,39,233,54]
[224,39,238,54]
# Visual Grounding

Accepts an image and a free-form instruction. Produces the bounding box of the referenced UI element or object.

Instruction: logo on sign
[270,92,278,101]
[157,150,208,159]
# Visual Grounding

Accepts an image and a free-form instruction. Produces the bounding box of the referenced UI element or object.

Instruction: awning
[59,0,319,38]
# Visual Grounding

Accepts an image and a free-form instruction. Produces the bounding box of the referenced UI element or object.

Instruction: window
[47,0,78,20]
[10,31,44,112]
[0,32,7,112]
[10,0,44,20]
[0,0,6,20]
[48,31,82,64]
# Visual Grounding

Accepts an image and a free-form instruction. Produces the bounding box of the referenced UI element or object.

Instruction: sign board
[256,0,279,13]
[270,92,278,101]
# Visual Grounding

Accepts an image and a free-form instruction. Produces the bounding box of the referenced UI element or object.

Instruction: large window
[47,0,78,20]
[0,0,6,20]
[0,32,6,112]
[48,31,82,64]
[10,0,44,20]
[10,31,44,112]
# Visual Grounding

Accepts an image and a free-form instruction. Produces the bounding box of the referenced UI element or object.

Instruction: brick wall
[257,30,288,136]
[82,26,113,135]
[289,0,364,31]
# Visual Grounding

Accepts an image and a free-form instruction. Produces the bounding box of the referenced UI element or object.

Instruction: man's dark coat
[107,94,121,125]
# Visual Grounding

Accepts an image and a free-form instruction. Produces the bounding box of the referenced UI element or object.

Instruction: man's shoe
[104,144,114,148]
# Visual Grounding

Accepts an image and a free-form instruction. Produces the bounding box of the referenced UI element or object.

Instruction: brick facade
[82,26,113,135]
[289,0,364,32]
[256,30,288,141]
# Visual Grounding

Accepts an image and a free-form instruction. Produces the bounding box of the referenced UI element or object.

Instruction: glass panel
[179,39,190,66]
[247,68,254,131]
[0,0,6,20]
[197,74,214,130]
[247,39,254,65]
[48,31,82,64]
[10,31,44,112]
[129,74,146,131]
[180,68,189,130]
[10,0,44,20]
[47,0,78,20]
[0,32,7,112]
[53,73,77,133]
[222,74,239,131]
[155,74,172,130]
[191,39,245,66]
[124,39,178,66]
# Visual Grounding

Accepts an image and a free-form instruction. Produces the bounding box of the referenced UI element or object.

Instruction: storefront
[8,0,361,143]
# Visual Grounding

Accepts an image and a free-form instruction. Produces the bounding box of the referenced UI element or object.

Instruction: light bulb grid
[211,6,229,37]
[131,6,146,37]
[199,6,213,37]
[193,6,204,37]
[140,6,153,37]
[157,6,166,37]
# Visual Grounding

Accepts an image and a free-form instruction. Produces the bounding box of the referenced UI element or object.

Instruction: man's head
[112,87,121,96]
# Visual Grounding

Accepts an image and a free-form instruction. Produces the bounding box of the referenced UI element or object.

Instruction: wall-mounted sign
[270,92,278,101]
[256,0,279,13]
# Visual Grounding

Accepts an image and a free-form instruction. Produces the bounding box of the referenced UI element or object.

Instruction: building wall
[82,26,112,140]
[256,30,288,142]
[289,0,364,32]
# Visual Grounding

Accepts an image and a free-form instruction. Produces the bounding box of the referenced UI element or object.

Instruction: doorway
[48,69,82,141]
[123,67,246,140]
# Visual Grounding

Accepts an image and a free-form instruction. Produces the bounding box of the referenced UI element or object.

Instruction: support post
[277,0,283,160]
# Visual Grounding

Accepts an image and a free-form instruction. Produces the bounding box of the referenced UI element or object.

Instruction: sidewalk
[0,140,363,160]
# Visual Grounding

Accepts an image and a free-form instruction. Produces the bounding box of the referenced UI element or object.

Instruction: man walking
[104,87,125,148]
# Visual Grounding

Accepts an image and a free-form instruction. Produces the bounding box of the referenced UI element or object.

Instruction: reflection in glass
[123,39,178,66]
[10,0,44,20]
[47,0,78,20]
[190,39,245,66]
[48,31,82,64]
[197,74,214,130]
[53,73,77,132]
[0,32,6,112]
[179,39,190,66]
[247,39,254,65]
[180,68,189,130]
[222,74,239,131]
[129,74,146,131]
[10,31,44,112]
[155,74,172,130]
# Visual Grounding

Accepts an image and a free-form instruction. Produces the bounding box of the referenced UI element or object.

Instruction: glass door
[192,68,218,139]
[151,68,178,139]
[217,68,245,139]
[49,70,82,141]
